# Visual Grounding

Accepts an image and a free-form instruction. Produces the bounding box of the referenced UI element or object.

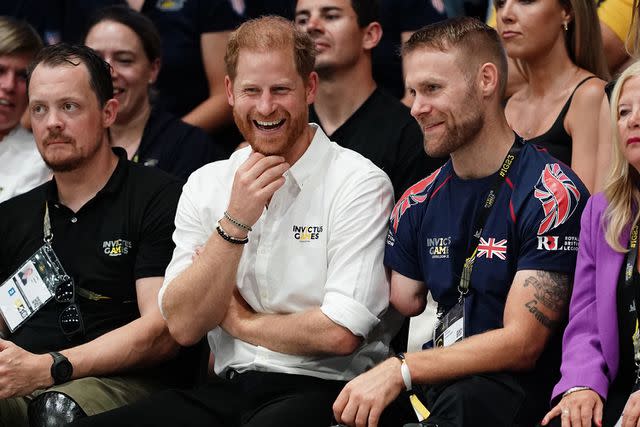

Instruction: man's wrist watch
[49,351,73,385]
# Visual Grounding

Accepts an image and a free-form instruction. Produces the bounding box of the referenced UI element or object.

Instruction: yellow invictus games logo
[292,225,323,242]
[102,239,133,257]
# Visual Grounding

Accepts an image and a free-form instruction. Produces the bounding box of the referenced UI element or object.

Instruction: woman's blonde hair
[604,60,640,252]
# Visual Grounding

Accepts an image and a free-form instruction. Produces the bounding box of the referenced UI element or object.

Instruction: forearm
[182,93,233,133]
[62,311,179,379]
[233,307,362,357]
[404,326,537,385]
[162,219,244,345]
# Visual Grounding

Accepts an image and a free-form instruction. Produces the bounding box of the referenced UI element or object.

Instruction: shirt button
[70,217,78,223]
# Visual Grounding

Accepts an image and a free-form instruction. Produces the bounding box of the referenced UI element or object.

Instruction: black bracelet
[216,222,248,245]
[224,211,252,232]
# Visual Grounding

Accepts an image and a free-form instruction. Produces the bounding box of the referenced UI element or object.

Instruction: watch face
[57,360,72,380]
[53,359,73,383]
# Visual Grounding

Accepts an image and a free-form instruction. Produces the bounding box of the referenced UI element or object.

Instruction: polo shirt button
[71,217,78,223]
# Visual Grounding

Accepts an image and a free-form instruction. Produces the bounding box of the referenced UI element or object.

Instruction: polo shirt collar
[45,147,129,203]
[285,123,331,189]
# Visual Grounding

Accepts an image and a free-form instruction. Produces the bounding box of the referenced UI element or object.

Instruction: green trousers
[0,375,163,427]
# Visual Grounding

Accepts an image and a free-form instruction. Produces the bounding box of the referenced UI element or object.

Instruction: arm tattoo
[522,271,570,329]
[522,271,570,312]
[524,300,559,330]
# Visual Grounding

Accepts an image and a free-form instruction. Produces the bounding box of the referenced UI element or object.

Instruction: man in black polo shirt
[0,44,182,426]
[295,0,445,197]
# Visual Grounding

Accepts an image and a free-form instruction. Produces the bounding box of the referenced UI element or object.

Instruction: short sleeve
[384,171,442,280]
[134,179,183,280]
[516,163,588,274]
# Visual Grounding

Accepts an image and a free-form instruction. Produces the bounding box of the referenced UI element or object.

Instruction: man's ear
[225,75,235,107]
[102,98,118,128]
[306,71,319,105]
[362,22,383,51]
[477,62,499,98]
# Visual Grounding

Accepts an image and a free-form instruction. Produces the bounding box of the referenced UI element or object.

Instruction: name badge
[0,244,69,332]
[433,300,465,348]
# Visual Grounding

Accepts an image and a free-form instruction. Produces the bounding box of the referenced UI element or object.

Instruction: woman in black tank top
[495,0,610,193]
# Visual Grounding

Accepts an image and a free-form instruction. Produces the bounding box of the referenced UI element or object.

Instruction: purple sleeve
[551,195,612,401]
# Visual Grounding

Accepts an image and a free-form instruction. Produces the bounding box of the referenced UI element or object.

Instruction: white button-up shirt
[0,127,50,203]
[159,125,397,381]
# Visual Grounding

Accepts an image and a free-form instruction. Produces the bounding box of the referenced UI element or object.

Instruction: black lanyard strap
[457,138,522,298]
[624,223,640,375]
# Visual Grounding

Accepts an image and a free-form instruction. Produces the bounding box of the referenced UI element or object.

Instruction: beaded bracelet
[224,211,252,232]
[216,221,248,245]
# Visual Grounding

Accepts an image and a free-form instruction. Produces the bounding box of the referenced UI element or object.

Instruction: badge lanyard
[0,202,70,332]
[432,138,521,351]
[624,222,640,383]
[444,138,522,310]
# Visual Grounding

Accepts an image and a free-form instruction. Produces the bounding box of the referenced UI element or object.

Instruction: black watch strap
[49,351,73,385]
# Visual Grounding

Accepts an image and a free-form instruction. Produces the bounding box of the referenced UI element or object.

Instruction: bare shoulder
[572,75,607,106]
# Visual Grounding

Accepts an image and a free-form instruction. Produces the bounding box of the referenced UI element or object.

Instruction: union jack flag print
[477,237,508,260]
[534,163,581,235]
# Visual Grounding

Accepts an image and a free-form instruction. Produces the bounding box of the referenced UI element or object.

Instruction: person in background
[296,0,445,199]
[84,6,225,180]
[0,17,49,204]
[496,0,610,193]
[374,0,446,102]
[541,59,640,427]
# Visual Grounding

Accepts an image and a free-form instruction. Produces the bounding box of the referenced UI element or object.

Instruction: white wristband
[395,353,412,391]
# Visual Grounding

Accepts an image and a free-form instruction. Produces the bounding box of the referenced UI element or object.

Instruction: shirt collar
[45,147,129,203]
[285,123,331,189]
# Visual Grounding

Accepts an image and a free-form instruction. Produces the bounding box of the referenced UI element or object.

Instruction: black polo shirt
[310,88,446,197]
[0,148,182,353]
[137,108,227,180]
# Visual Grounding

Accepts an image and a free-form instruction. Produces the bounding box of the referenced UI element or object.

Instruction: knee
[27,391,87,427]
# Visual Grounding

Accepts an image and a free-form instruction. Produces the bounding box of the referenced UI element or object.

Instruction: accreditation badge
[0,244,70,332]
[433,299,465,348]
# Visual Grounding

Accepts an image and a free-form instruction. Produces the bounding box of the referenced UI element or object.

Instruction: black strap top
[526,76,598,166]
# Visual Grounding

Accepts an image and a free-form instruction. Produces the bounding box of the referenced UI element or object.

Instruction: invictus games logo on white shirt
[292,225,323,242]
[426,236,451,259]
[102,239,132,256]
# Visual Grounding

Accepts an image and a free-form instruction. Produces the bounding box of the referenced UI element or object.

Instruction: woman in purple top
[541,60,640,427]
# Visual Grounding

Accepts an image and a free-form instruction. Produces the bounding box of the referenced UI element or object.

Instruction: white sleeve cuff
[321,291,380,337]
[157,282,169,320]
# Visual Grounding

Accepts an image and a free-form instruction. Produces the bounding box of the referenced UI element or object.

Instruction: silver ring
[561,408,570,417]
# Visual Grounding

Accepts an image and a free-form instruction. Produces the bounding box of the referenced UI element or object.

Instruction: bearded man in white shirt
[0,17,49,203]
[73,15,400,427]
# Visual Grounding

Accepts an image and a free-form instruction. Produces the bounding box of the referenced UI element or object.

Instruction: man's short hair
[402,17,508,98]
[0,16,43,57]
[351,0,380,27]
[27,43,113,107]
[225,15,316,83]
